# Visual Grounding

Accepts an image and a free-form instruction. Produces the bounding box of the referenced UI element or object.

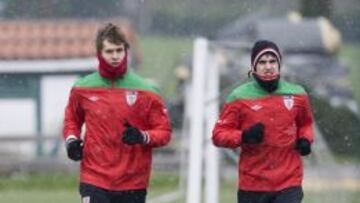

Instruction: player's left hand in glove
[66,138,83,161]
[122,122,146,145]
[295,138,311,156]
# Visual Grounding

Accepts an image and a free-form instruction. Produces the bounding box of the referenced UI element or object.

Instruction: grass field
[0,190,78,203]
[0,173,359,203]
[0,189,359,203]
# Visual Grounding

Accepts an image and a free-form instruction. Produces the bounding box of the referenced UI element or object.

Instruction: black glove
[242,123,264,144]
[295,138,311,156]
[122,123,145,145]
[66,138,83,161]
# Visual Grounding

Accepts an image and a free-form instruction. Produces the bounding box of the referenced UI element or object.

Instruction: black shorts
[237,186,303,203]
[79,183,147,203]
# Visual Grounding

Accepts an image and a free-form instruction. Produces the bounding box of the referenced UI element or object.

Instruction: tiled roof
[0,19,140,60]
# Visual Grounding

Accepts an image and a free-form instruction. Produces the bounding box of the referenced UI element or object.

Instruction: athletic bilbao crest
[82,196,90,203]
[126,91,138,106]
[283,95,294,110]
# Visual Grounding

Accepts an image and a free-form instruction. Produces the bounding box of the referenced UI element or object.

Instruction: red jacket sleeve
[212,103,242,148]
[145,96,172,147]
[63,88,85,140]
[296,95,315,143]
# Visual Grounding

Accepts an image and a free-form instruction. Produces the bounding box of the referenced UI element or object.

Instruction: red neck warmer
[97,51,128,79]
[252,71,280,81]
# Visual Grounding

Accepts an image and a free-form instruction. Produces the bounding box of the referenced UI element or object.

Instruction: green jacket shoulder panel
[73,71,160,95]
[74,72,110,87]
[116,71,160,95]
[226,80,307,103]
[275,80,306,95]
[226,81,262,103]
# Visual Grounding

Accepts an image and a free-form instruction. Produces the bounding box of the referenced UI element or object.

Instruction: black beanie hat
[251,40,281,70]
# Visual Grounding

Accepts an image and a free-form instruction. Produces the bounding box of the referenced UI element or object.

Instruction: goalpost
[186,38,220,203]
[148,38,221,203]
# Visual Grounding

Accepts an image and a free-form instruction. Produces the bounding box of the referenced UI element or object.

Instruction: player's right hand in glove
[242,122,265,144]
[66,138,83,161]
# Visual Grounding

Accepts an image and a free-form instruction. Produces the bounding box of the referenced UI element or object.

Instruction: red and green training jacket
[212,79,314,192]
[63,70,172,191]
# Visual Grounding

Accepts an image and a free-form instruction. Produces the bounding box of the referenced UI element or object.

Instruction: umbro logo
[251,105,263,111]
[88,96,99,102]
[82,196,90,203]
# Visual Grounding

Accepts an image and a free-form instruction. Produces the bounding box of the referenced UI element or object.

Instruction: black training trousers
[79,183,147,203]
[237,186,303,203]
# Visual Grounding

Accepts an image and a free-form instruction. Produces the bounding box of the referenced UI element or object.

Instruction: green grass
[0,173,78,203]
[0,173,359,203]
[339,43,360,106]
[0,187,358,203]
[0,190,79,203]
[138,35,193,99]
[0,174,78,190]
[303,191,360,203]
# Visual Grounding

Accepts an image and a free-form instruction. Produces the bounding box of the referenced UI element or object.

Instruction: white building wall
[0,99,36,158]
